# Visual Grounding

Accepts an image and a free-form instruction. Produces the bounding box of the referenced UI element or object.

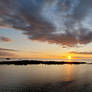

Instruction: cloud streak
[0,48,17,57]
[0,36,12,42]
[0,51,14,57]
[70,51,92,55]
[0,0,92,46]
[0,48,18,51]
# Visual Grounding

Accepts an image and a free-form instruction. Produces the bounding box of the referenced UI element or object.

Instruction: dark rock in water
[6,58,11,60]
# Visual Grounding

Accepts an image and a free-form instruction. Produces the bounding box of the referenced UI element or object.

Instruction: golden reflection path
[65,59,73,81]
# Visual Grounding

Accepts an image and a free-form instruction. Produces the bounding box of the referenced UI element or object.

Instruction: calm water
[0,63,92,88]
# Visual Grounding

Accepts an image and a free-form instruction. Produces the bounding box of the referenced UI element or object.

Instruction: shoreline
[0,60,87,65]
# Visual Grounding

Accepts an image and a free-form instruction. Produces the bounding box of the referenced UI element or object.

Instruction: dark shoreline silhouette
[0,60,87,65]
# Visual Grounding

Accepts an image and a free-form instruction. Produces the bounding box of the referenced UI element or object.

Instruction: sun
[68,56,72,60]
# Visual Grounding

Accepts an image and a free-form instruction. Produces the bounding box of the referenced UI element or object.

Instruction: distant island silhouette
[6,58,11,60]
[0,60,87,65]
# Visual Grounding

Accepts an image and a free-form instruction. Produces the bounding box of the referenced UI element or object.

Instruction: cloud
[0,0,92,46]
[70,51,92,55]
[0,48,17,57]
[0,36,12,42]
[0,51,14,57]
[0,48,18,51]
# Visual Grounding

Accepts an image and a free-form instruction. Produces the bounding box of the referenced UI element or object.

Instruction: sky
[0,0,92,59]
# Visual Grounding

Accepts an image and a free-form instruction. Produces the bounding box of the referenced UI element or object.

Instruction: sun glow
[68,56,72,60]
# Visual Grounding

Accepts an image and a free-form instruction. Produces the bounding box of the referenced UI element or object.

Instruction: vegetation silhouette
[0,60,87,65]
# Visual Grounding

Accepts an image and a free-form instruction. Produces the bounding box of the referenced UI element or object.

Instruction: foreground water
[0,60,92,92]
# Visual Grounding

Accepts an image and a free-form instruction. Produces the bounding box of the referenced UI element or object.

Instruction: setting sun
[68,56,72,60]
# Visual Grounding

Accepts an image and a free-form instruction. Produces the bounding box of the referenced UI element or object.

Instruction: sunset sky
[0,0,92,59]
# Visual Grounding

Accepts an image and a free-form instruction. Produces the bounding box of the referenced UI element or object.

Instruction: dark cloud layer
[0,0,92,46]
[70,51,92,55]
[0,36,12,42]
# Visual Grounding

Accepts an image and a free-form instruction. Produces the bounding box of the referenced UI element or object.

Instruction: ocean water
[0,59,92,91]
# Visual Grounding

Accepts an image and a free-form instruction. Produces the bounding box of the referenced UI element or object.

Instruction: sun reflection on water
[65,64,73,82]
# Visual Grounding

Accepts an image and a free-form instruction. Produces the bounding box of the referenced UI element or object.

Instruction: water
[0,64,92,87]
[0,59,92,91]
